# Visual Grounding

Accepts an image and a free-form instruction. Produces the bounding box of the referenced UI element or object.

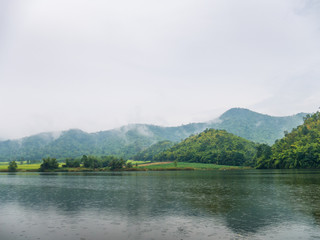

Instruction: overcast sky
[1,0,320,139]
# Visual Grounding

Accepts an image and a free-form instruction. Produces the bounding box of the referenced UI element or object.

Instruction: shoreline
[0,167,250,173]
[0,161,251,172]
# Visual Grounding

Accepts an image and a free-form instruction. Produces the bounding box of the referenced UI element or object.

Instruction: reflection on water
[0,170,320,239]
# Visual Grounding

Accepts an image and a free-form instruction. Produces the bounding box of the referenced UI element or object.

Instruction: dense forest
[0,108,305,162]
[257,112,320,169]
[153,129,258,166]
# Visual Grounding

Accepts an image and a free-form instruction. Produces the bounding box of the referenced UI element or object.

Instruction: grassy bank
[137,162,250,170]
[0,161,249,172]
[0,163,41,172]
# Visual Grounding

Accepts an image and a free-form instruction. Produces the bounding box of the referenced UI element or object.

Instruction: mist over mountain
[213,108,307,144]
[0,108,307,161]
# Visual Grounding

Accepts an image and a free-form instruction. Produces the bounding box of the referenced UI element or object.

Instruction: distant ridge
[214,108,307,144]
[0,108,307,161]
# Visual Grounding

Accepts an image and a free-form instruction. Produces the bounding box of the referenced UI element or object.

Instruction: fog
[0,0,319,139]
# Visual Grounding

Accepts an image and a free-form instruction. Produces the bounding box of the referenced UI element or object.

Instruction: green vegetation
[212,108,306,145]
[126,161,133,168]
[64,158,80,168]
[254,143,272,168]
[174,160,178,167]
[258,112,320,169]
[151,112,320,169]
[133,140,175,161]
[137,162,248,170]
[80,155,126,170]
[0,129,156,162]
[0,108,306,162]
[1,110,318,170]
[109,159,126,170]
[8,161,18,172]
[82,155,102,168]
[39,157,59,171]
[154,129,257,166]
[126,160,150,165]
[0,163,40,171]
[0,163,67,172]
[0,159,248,172]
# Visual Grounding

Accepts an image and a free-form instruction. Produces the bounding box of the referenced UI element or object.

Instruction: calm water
[1,170,320,240]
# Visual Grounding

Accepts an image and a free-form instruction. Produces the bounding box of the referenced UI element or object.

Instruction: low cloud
[0,0,319,139]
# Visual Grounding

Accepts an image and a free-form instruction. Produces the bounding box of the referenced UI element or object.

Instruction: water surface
[0,170,320,239]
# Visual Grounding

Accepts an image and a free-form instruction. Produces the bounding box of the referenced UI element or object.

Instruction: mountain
[0,108,307,161]
[211,108,307,144]
[0,127,159,161]
[153,129,258,166]
[258,112,320,169]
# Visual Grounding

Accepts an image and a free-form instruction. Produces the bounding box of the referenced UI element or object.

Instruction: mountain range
[0,108,307,161]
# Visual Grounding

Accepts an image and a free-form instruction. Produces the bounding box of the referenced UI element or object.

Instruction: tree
[81,155,88,164]
[8,161,18,172]
[174,160,178,167]
[65,158,80,168]
[82,156,101,169]
[255,144,272,169]
[39,157,59,171]
[109,159,125,170]
[126,161,133,168]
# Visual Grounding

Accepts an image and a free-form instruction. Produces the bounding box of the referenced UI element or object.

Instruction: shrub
[8,161,18,172]
[39,157,59,171]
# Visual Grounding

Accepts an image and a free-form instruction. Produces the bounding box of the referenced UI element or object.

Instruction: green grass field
[0,163,63,171]
[126,160,151,165]
[137,162,249,170]
[0,161,249,172]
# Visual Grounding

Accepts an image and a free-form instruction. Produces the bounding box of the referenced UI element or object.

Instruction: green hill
[258,112,320,169]
[153,129,258,166]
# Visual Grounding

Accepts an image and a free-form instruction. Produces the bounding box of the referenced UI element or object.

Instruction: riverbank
[0,162,250,172]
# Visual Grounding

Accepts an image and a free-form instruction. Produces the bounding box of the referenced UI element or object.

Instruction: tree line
[7,155,133,172]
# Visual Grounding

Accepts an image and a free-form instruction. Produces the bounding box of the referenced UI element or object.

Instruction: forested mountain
[211,108,306,144]
[0,108,306,161]
[0,127,159,161]
[153,129,258,166]
[257,112,320,169]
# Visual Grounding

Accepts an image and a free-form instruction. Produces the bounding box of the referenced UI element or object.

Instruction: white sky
[0,0,320,139]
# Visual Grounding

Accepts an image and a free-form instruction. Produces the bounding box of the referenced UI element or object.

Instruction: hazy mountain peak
[220,108,270,120]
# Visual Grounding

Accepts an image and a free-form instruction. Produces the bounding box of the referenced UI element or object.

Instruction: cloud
[0,0,319,139]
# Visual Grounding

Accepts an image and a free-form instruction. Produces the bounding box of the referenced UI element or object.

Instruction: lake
[0,170,320,240]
